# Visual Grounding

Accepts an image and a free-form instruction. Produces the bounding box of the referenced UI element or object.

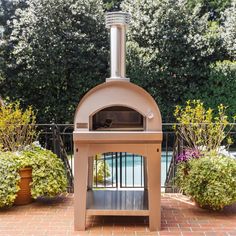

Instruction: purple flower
[176,148,201,163]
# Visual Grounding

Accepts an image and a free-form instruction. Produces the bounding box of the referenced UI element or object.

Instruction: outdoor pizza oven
[74,81,162,133]
[73,12,163,232]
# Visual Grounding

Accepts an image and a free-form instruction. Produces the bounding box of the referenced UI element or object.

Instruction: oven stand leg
[74,144,89,231]
[147,144,161,231]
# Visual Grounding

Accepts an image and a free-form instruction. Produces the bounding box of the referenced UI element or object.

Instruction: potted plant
[13,154,34,205]
[22,145,68,199]
[175,152,236,210]
[174,100,236,210]
[0,146,68,207]
[14,167,33,205]
[0,101,36,205]
[0,102,67,207]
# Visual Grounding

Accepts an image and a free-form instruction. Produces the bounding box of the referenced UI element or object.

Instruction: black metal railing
[37,124,74,192]
[37,123,236,193]
[93,152,145,188]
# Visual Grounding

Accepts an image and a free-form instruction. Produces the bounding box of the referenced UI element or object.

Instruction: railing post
[144,157,148,190]
[52,123,60,158]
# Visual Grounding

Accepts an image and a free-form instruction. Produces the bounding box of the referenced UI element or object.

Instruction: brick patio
[0,193,235,236]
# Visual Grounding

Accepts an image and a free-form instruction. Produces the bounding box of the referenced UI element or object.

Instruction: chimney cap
[105,11,131,28]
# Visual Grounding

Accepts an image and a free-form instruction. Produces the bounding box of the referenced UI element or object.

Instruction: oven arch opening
[90,106,145,131]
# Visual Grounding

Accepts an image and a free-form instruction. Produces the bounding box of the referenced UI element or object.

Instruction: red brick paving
[0,193,235,235]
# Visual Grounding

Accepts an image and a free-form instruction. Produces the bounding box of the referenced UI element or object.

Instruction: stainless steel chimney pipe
[105,12,131,82]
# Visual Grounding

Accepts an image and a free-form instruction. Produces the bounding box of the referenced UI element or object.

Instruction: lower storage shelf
[86,190,149,216]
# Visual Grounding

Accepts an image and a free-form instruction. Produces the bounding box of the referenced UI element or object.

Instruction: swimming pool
[98,152,172,188]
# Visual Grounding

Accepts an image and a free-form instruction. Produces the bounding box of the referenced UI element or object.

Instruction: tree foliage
[0,0,235,123]
[1,0,108,123]
[220,0,236,59]
[122,0,222,121]
[187,0,232,20]
[103,0,123,10]
[190,61,236,118]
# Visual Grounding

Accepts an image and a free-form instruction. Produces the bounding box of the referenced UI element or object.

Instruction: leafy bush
[93,155,111,183]
[0,145,67,207]
[176,153,236,210]
[22,146,68,198]
[0,152,20,208]
[0,102,37,151]
[174,100,234,152]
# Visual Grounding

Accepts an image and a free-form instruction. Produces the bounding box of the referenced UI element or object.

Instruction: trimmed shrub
[176,153,236,210]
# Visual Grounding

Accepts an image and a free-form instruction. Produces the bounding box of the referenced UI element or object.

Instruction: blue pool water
[104,152,172,187]
[98,151,236,188]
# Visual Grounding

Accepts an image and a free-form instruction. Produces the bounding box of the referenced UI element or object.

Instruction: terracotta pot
[14,167,33,205]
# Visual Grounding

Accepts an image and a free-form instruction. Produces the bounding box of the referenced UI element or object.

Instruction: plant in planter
[175,148,202,186]
[22,145,67,198]
[0,150,35,207]
[0,101,37,206]
[174,100,236,210]
[0,101,68,207]
[176,152,236,210]
[12,153,34,205]
[174,100,234,152]
[0,101,37,152]
[176,148,201,163]
[0,145,68,207]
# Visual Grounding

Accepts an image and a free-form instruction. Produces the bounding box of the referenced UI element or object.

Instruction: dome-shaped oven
[74,81,162,132]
